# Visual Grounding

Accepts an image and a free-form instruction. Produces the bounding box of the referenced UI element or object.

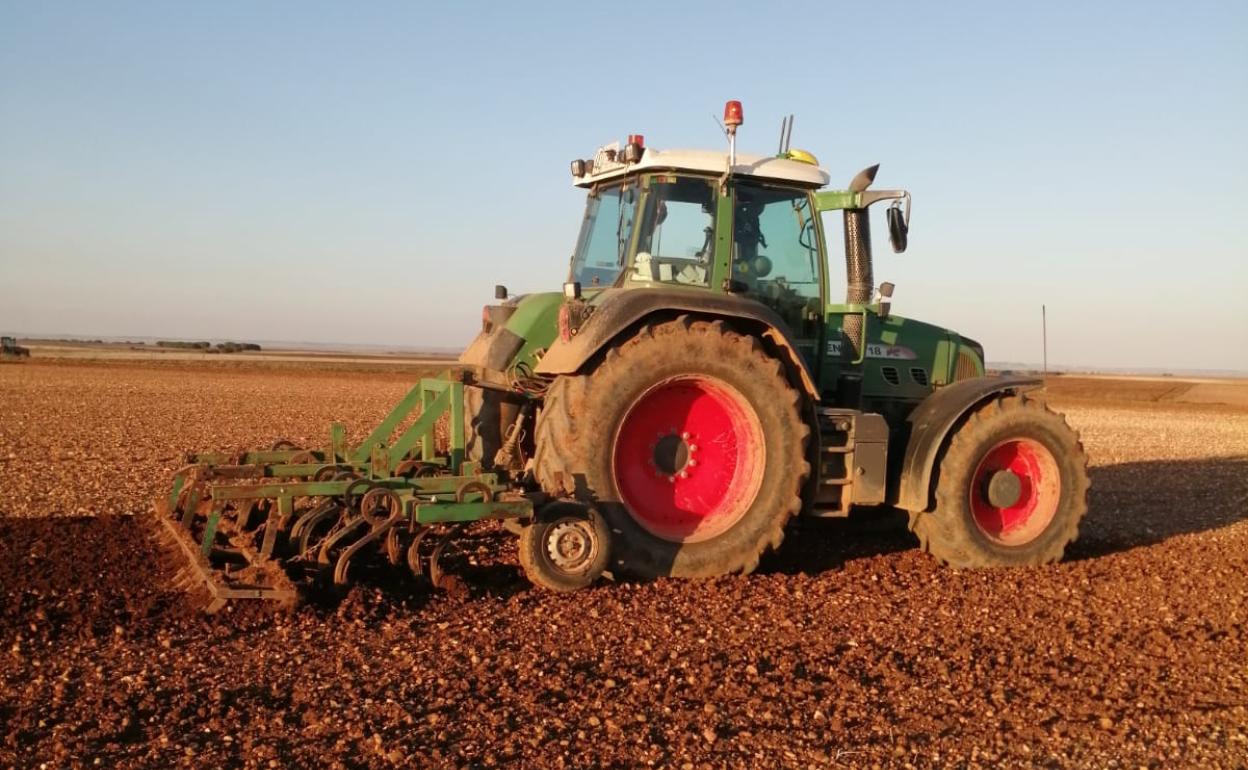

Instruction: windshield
[570,183,637,288]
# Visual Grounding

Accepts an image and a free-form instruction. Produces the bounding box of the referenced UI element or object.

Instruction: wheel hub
[984,469,1023,508]
[651,433,693,476]
[545,520,595,572]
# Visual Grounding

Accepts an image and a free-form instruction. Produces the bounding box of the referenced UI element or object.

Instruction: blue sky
[1,1,1245,370]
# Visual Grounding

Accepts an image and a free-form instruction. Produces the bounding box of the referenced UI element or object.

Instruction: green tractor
[157,101,1088,609]
[465,102,1088,586]
[1,336,30,361]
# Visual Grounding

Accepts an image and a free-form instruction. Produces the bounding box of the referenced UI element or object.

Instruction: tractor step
[808,408,889,517]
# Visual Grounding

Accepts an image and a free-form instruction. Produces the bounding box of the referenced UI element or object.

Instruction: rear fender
[532,288,819,400]
[893,376,1043,512]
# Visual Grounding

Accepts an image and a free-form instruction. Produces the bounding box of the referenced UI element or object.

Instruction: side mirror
[887,203,908,253]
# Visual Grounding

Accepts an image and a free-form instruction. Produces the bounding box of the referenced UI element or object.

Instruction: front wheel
[910,394,1089,567]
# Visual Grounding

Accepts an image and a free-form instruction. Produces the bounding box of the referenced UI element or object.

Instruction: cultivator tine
[290,498,336,546]
[332,510,404,585]
[317,516,367,566]
[428,525,466,592]
[406,527,433,579]
[384,525,405,566]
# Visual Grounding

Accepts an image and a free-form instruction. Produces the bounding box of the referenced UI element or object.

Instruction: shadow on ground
[1068,455,1248,559]
[761,456,1248,574]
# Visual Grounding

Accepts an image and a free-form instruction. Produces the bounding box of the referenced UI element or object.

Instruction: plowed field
[2,362,1246,769]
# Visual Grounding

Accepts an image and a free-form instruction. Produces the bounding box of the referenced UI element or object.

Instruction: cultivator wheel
[519,503,610,592]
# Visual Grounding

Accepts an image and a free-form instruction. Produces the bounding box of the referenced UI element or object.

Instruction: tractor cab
[568,139,831,363]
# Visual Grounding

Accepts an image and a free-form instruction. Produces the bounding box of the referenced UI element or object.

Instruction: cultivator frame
[157,374,533,613]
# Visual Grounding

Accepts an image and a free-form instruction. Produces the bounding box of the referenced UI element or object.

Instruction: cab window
[733,184,822,332]
[629,176,716,287]
[570,183,637,288]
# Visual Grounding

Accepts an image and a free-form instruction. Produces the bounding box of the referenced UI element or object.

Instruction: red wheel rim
[969,438,1060,546]
[612,376,764,543]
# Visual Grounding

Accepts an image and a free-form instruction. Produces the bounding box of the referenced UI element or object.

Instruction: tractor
[1,336,30,360]
[158,101,1088,610]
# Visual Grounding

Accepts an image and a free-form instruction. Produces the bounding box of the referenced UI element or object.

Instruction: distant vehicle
[1,336,30,360]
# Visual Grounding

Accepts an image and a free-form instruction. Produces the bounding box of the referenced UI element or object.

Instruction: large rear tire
[909,394,1089,567]
[534,317,810,579]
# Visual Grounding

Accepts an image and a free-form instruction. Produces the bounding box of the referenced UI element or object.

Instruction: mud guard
[533,288,819,400]
[893,375,1043,513]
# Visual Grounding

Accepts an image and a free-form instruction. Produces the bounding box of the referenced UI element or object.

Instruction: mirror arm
[859,190,911,225]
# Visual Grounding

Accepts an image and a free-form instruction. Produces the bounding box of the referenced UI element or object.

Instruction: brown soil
[2,363,1246,769]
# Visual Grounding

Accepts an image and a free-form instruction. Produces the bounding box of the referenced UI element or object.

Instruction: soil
[2,363,1247,769]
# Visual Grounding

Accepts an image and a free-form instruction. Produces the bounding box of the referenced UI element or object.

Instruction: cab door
[731,183,826,371]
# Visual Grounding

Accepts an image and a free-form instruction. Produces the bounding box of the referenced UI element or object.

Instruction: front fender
[893,375,1043,512]
[532,288,819,399]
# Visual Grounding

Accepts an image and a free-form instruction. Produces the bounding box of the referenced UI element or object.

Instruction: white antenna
[1042,304,1048,377]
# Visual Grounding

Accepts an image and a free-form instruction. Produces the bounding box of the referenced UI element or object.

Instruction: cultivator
[156,375,534,612]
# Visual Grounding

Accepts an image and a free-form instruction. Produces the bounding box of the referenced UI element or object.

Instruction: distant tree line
[156,340,262,353]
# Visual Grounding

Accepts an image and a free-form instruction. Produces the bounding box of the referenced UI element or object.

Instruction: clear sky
[2,1,1245,370]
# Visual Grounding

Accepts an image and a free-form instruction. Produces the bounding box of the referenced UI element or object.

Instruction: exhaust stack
[839,164,880,406]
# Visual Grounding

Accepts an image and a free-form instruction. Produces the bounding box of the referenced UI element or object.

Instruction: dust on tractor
[1,336,30,360]
[158,101,1089,612]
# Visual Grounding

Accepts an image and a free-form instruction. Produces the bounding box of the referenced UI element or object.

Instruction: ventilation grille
[910,367,929,386]
[955,350,981,381]
[881,366,901,386]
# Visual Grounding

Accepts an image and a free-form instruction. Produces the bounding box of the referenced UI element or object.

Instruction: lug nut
[679,471,688,479]
[688,459,697,467]
[681,431,690,439]
[688,444,698,452]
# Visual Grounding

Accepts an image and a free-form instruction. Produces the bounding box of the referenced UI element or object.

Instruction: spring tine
[385,525,404,566]
[406,527,432,578]
[290,498,335,541]
[333,512,403,586]
[296,504,343,558]
[317,517,367,566]
[428,525,464,590]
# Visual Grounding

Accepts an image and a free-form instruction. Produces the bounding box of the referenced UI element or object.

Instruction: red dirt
[2,363,1247,768]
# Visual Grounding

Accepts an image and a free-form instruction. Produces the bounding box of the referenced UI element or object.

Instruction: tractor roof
[573,147,830,189]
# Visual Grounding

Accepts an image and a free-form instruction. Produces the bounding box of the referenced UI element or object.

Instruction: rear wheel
[910,394,1089,567]
[534,317,810,579]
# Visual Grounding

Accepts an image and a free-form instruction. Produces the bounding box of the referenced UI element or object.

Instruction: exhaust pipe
[839,165,879,406]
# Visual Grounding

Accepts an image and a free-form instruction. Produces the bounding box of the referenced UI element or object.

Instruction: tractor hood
[839,312,986,402]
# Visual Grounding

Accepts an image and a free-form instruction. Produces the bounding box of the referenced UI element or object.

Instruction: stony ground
[1,362,1246,769]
